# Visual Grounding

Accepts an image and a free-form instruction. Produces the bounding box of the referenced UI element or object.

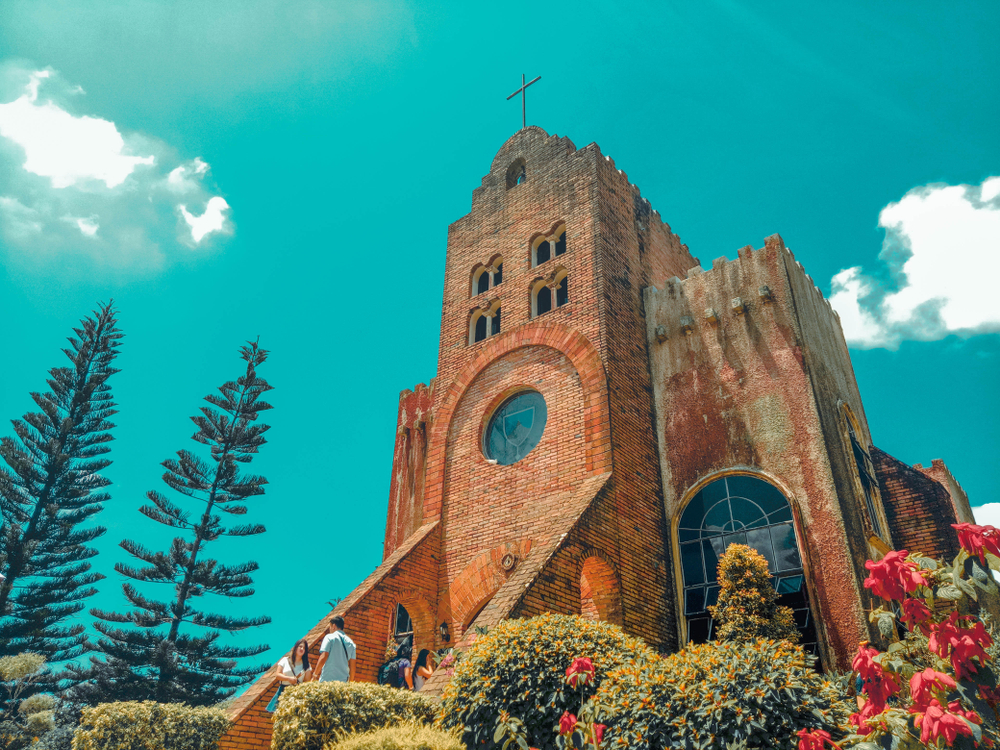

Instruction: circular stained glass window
[483,391,547,465]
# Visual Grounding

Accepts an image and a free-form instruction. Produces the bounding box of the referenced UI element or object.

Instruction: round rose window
[483,391,547,465]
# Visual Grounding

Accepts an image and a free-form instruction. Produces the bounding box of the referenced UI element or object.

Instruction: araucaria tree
[708,543,799,643]
[0,303,122,663]
[80,341,273,705]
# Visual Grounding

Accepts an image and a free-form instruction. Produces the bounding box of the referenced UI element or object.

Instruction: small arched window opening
[554,228,567,256]
[469,301,501,345]
[531,270,568,318]
[393,603,413,644]
[843,407,884,540]
[677,474,818,655]
[471,257,504,297]
[534,239,551,267]
[505,158,526,190]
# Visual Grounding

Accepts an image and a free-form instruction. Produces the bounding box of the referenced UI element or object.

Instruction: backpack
[377,657,404,687]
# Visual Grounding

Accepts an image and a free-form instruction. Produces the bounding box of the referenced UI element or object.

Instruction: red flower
[909,668,957,710]
[559,711,577,736]
[928,612,993,679]
[593,723,606,745]
[900,598,932,635]
[863,550,927,601]
[953,523,1000,565]
[849,699,880,735]
[980,685,1000,706]
[851,644,899,711]
[910,700,975,746]
[796,728,833,750]
[565,657,596,688]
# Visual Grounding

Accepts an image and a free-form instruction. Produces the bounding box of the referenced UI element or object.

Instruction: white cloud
[974,504,1000,528]
[829,177,1000,349]
[0,65,233,270]
[180,197,230,243]
[0,70,154,188]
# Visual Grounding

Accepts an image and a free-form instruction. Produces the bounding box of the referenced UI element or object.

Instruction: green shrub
[326,723,465,750]
[597,639,843,750]
[708,544,798,643]
[437,614,656,750]
[271,682,437,750]
[71,701,229,750]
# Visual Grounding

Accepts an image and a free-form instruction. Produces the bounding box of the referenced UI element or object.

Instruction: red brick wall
[384,383,434,558]
[874,447,962,562]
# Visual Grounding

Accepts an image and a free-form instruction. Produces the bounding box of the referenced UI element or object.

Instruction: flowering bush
[829,522,1000,750]
[437,614,655,750]
[709,544,799,643]
[596,638,843,749]
[72,701,229,750]
[272,682,437,750]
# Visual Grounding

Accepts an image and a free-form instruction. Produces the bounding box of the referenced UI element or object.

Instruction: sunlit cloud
[829,177,1000,349]
[0,64,233,271]
[181,197,230,243]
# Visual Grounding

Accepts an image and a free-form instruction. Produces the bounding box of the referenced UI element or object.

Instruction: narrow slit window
[491,308,501,335]
[494,262,503,285]
[536,240,551,266]
[476,272,490,295]
[555,231,566,256]
[536,286,552,316]
[556,276,568,307]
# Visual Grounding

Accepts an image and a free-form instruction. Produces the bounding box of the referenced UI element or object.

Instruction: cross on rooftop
[507,74,541,130]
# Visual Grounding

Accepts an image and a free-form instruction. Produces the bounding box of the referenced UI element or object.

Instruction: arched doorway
[677,474,818,653]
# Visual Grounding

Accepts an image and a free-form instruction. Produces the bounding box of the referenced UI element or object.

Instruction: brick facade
[221,128,973,747]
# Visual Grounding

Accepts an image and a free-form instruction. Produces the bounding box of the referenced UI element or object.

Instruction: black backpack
[377,657,404,687]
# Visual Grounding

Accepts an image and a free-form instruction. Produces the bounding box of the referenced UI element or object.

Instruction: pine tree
[74,341,273,705]
[708,543,799,643]
[0,303,122,663]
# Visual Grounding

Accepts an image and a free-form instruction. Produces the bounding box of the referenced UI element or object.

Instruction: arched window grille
[678,474,818,654]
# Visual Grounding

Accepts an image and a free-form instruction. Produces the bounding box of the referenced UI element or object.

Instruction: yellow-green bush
[326,723,465,750]
[597,639,844,750]
[437,614,656,750]
[709,544,798,643]
[271,682,437,750]
[71,701,229,750]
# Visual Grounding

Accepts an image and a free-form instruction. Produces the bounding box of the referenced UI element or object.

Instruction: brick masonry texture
[221,129,974,747]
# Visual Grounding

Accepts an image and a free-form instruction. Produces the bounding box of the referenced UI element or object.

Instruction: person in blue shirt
[312,616,356,682]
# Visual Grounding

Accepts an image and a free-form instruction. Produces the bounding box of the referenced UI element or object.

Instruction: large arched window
[677,474,818,653]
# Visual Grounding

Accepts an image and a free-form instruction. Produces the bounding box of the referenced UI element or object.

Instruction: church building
[221,127,974,749]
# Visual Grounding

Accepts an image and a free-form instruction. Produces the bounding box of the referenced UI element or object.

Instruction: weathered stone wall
[384,383,434,558]
[643,236,876,668]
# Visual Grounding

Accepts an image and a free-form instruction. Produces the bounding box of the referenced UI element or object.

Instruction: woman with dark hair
[413,648,434,690]
[266,639,311,712]
[277,639,312,686]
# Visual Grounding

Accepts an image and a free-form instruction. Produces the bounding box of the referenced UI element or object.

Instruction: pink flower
[593,724,606,745]
[559,711,577,736]
[565,657,595,688]
[851,644,899,712]
[909,669,957,710]
[910,700,976,746]
[863,550,927,601]
[900,598,932,636]
[953,523,1000,565]
[796,728,834,750]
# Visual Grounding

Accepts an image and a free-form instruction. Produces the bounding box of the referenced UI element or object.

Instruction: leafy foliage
[71,701,229,750]
[709,544,799,643]
[271,682,437,750]
[437,614,656,750]
[597,638,843,750]
[325,722,466,750]
[0,303,121,664]
[0,653,74,750]
[70,342,274,705]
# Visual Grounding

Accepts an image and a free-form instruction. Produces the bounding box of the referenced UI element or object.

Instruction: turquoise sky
[1,1,998,683]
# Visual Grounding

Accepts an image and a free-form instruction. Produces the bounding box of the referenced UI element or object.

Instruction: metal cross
[507,73,541,130]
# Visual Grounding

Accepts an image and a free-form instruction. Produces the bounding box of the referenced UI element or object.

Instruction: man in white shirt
[312,616,356,682]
